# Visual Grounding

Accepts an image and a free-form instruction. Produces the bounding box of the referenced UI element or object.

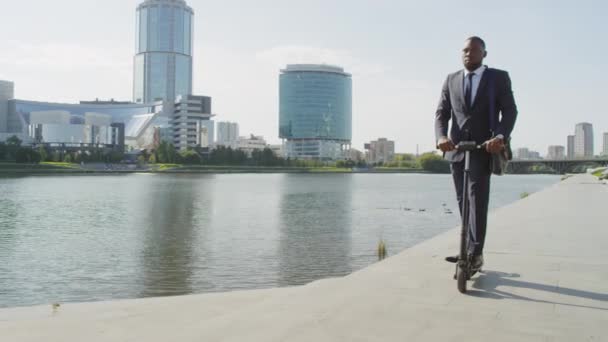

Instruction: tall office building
[574,122,593,158]
[0,80,14,133]
[279,64,352,160]
[216,121,239,148]
[133,0,193,104]
[603,132,608,156]
[567,135,575,159]
[547,145,565,159]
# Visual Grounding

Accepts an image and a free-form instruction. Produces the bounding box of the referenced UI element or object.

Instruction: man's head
[462,36,487,71]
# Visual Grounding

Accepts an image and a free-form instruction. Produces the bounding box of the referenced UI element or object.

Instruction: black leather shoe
[445,255,459,263]
[471,254,484,270]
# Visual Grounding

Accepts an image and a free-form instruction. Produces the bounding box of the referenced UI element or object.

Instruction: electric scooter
[453,141,484,293]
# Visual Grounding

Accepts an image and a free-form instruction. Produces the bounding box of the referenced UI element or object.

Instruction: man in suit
[435,36,518,270]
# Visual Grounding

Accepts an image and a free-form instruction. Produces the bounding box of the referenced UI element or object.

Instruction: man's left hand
[485,137,505,154]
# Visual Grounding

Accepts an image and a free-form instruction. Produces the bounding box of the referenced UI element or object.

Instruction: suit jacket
[434,67,518,162]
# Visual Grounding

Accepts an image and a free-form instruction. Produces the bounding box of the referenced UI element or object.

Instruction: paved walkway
[1,174,607,341]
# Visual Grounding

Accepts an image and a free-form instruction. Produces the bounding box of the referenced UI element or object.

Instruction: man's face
[462,39,487,70]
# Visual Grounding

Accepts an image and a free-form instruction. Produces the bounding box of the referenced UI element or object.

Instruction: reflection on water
[138,177,208,297]
[278,175,353,286]
[0,173,559,308]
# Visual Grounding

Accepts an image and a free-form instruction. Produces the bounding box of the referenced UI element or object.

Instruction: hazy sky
[1,0,607,154]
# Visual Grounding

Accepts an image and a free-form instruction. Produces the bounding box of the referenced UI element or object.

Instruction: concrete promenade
[1,174,607,341]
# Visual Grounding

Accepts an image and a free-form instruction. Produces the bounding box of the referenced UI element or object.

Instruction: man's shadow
[467,270,608,311]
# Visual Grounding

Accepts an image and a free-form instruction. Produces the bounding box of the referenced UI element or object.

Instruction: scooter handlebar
[456,141,485,151]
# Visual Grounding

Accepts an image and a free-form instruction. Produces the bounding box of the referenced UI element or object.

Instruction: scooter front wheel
[457,266,467,293]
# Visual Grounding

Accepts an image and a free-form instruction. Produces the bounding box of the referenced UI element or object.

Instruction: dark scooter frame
[454,141,483,293]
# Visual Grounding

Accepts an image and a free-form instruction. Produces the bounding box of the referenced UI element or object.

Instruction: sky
[1,0,607,154]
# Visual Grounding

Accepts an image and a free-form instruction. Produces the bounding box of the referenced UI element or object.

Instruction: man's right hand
[437,137,456,152]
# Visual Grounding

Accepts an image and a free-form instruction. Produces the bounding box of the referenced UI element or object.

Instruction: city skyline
[1,0,607,153]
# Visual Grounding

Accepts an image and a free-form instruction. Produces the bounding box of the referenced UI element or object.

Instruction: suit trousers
[450,150,492,256]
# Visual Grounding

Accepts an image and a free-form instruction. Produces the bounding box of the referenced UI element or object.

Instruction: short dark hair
[466,36,486,50]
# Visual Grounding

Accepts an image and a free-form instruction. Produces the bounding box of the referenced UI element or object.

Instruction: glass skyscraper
[133,0,193,104]
[279,64,352,160]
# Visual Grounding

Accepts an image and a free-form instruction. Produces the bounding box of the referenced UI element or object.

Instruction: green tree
[4,135,22,161]
[156,141,167,163]
[0,142,6,160]
[140,149,150,163]
[6,135,22,147]
[73,152,82,164]
[249,148,281,166]
[418,152,450,173]
[167,143,179,163]
[179,149,202,164]
[108,151,124,163]
[52,151,62,162]
[385,161,399,167]
[63,153,72,163]
[38,147,48,162]
[155,141,179,163]
[15,147,41,163]
[395,153,416,162]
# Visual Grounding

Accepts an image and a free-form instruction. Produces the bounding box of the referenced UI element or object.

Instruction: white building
[0,80,164,151]
[237,134,267,156]
[574,122,594,158]
[547,145,565,159]
[602,132,608,156]
[171,95,214,151]
[365,138,395,164]
[216,121,239,148]
[515,148,529,160]
[528,151,542,160]
[346,148,364,162]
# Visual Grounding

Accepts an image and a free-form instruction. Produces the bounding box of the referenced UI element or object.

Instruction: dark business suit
[435,67,518,256]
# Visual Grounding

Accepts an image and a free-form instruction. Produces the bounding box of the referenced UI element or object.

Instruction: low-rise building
[0,80,165,151]
[365,138,395,164]
[237,134,267,156]
[346,148,364,162]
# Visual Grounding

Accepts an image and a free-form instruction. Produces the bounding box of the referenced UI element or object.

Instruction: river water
[0,173,559,308]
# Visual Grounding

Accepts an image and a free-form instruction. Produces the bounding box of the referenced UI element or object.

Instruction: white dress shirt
[464,65,486,106]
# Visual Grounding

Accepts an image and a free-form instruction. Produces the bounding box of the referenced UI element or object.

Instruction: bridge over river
[508,158,608,174]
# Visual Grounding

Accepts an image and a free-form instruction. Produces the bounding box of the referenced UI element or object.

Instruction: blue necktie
[465,73,474,109]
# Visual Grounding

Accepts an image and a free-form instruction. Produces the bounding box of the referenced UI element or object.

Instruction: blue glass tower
[133,0,193,103]
[279,64,352,159]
